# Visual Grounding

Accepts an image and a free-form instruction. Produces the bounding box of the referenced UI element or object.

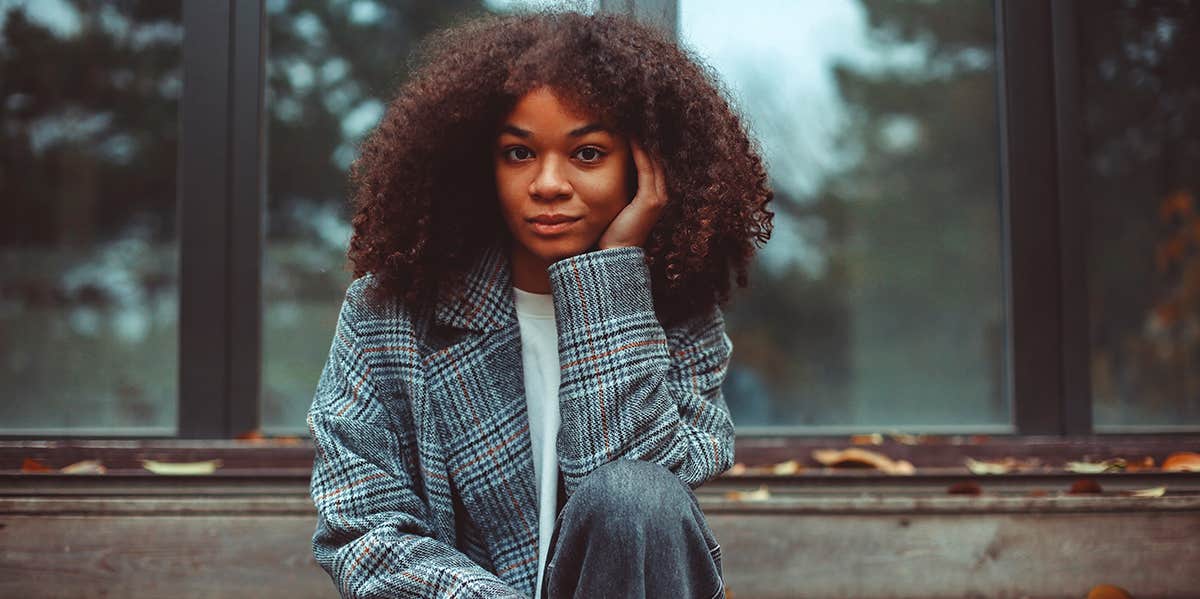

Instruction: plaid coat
[307,243,736,598]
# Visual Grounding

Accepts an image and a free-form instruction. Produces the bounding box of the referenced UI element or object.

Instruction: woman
[307,9,773,599]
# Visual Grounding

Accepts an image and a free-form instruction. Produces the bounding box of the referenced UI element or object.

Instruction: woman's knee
[567,459,697,532]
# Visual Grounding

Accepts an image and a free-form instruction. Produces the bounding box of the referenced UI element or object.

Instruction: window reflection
[1082,1,1200,428]
[0,1,181,433]
[680,0,1005,429]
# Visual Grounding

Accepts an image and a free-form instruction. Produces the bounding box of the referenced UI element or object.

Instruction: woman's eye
[504,147,533,161]
[575,147,604,163]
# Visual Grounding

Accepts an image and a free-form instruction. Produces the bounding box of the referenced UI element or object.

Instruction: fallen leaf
[1086,583,1132,599]
[965,456,1043,474]
[965,457,1011,475]
[771,459,803,475]
[61,460,107,474]
[1122,486,1166,498]
[947,481,981,495]
[1065,458,1126,473]
[273,435,302,445]
[1068,479,1103,494]
[812,447,914,475]
[885,431,925,445]
[140,459,223,475]
[849,433,883,445]
[1162,452,1200,472]
[235,429,264,441]
[21,457,53,472]
[1124,456,1156,472]
[723,485,771,502]
[727,463,747,476]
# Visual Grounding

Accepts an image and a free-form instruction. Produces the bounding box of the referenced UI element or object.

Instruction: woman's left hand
[597,139,669,250]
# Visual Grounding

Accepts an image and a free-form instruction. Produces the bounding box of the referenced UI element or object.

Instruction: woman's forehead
[496,87,619,138]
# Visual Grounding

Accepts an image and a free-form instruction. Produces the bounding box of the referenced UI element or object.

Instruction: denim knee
[568,459,696,536]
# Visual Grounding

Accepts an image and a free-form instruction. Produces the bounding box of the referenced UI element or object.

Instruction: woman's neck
[508,242,552,294]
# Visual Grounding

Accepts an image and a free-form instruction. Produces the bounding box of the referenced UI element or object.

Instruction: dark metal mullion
[228,0,266,438]
[1051,0,1092,436]
[997,0,1066,435]
[179,0,233,438]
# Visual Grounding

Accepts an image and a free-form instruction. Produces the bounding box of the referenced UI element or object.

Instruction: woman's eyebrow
[499,123,611,138]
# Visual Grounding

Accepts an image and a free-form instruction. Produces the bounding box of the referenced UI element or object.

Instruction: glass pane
[261,0,596,431]
[1,1,181,434]
[1082,1,1200,428]
[680,0,1006,429]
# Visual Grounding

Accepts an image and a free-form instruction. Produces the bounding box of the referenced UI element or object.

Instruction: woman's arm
[308,279,524,599]
[547,246,736,496]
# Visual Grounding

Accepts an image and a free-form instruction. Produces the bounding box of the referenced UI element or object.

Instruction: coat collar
[433,240,518,333]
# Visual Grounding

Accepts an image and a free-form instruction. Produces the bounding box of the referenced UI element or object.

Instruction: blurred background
[1,0,1197,437]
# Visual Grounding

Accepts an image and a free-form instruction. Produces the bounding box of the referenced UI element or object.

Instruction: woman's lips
[529,217,581,235]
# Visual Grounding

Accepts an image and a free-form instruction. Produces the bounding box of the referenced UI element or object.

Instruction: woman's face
[494,86,632,285]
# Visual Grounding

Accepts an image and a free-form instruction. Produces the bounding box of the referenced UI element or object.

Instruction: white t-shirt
[512,286,561,599]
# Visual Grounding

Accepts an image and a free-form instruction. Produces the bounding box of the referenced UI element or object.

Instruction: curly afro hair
[347,9,773,328]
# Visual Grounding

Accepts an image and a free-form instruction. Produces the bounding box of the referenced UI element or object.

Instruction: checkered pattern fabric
[308,243,735,598]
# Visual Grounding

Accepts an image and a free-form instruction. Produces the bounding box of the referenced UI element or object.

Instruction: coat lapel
[423,241,542,590]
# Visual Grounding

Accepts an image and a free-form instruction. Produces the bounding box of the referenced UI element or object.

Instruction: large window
[2,0,1197,441]
[1079,0,1200,429]
[681,0,1004,430]
[1,1,182,435]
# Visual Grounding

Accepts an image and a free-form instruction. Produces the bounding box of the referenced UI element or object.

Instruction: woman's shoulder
[340,272,425,335]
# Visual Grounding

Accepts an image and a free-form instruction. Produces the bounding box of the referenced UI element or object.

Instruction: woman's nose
[529,155,573,201]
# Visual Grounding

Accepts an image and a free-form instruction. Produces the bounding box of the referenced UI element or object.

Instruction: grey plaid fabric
[307,242,736,598]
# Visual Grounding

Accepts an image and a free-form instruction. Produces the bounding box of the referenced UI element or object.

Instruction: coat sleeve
[308,279,524,599]
[546,246,736,496]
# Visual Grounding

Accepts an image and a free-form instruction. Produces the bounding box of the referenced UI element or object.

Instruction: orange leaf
[1124,456,1156,472]
[849,433,883,445]
[21,457,53,472]
[812,447,914,475]
[1162,452,1200,472]
[1087,583,1132,599]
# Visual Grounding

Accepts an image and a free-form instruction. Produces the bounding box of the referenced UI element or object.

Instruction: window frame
[2,0,1199,470]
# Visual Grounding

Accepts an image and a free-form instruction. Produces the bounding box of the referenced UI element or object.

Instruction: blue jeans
[540,459,725,599]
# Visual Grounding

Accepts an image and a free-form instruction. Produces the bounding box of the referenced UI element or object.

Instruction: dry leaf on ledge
[61,460,107,474]
[812,447,915,475]
[21,457,53,472]
[140,459,223,475]
[723,485,771,502]
[1086,583,1132,599]
[1123,456,1155,472]
[771,459,803,475]
[1162,452,1200,472]
[965,457,1012,475]
[849,433,883,445]
[1065,458,1127,473]
[885,431,927,446]
[964,456,1043,474]
[1121,486,1166,498]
